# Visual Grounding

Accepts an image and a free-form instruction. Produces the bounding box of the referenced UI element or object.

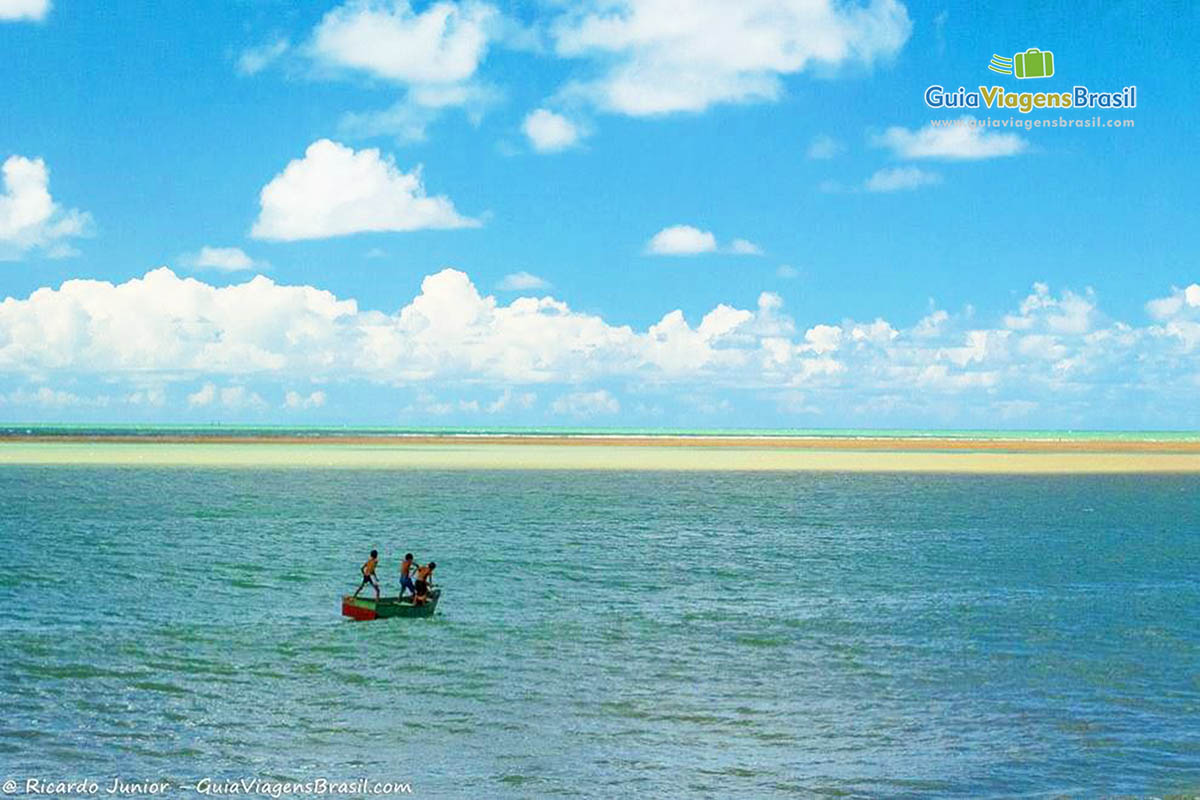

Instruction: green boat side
[342,588,441,620]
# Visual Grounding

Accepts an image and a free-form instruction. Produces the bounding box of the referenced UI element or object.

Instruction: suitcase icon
[1014,48,1054,79]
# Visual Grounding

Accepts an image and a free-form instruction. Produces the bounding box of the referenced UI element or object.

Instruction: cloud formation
[250,139,478,241]
[0,0,47,22]
[310,0,497,85]
[497,271,551,291]
[0,155,92,260]
[645,225,763,256]
[237,39,289,75]
[875,116,1027,160]
[1,268,1197,426]
[552,389,619,417]
[807,134,844,160]
[551,0,911,115]
[522,109,584,152]
[309,0,502,140]
[865,165,940,192]
[181,246,268,272]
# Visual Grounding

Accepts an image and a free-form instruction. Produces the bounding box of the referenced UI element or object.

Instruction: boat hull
[341,589,440,621]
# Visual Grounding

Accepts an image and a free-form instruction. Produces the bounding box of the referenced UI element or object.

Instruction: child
[399,553,416,600]
[353,549,380,599]
[413,561,436,604]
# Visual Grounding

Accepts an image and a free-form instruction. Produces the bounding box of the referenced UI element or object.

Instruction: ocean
[2,423,1200,442]
[0,467,1197,798]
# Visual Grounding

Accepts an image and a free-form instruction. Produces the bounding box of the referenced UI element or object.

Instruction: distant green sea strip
[1,424,1199,442]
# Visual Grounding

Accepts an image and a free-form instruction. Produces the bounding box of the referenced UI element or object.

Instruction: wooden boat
[342,589,441,621]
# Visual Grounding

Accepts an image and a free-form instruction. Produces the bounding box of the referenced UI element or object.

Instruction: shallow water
[1,468,1197,798]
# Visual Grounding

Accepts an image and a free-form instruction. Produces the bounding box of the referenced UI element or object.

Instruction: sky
[0,0,1197,429]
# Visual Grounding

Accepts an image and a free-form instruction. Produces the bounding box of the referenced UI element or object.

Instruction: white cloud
[522,109,584,152]
[645,225,762,256]
[497,271,550,291]
[875,116,1027,160]
[0,155,92,260]
[310,0,498,85]
[551,0,911,116]
[250,139,478,241]
[1146,283,1200,320]
[728,238,764,256]
[187,383,217,407]
[486,387,536,413]
[238,38,289,75]
[864,165,941,192]
[188,382,266,410]
[284,389,327,409]
[646,225,717,255]
[551,389,619,416]
[1,386,93,408]
[776,265,799,279]
[339,83,501,143]
[220,386,267,410]
[126,387,166,407]
[1003,283,1096,335]
[0,0,48,22]
[807,134,843,160]
[3,268,1200,425]
[182,246,268,272]
[306,1,503,142]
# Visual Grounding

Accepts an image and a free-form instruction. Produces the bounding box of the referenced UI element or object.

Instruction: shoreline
[1,437,1198,472]
[2,433,1200,453]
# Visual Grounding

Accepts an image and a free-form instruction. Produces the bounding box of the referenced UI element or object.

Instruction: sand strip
[1,441,1198,472]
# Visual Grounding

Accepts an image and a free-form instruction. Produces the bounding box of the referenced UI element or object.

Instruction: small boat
[341,589,441,621]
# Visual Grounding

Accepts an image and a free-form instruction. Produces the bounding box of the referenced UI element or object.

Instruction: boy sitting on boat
[353,549,380,600]
[413,561,436,605]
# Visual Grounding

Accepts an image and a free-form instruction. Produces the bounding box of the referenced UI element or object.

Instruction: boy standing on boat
[399,553,416,600]
[353,549,380,599]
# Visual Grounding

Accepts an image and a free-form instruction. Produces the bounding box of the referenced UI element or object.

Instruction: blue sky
[0,0,1196,428]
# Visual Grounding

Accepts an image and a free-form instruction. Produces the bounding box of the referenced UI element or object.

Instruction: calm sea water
[3,424,1200,441]
[0,468,1197,798]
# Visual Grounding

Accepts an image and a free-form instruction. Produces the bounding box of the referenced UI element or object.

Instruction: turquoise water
[1,468,1198,798]
[3,423,1200,441]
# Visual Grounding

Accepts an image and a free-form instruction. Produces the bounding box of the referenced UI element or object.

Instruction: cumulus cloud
[2,267,1199,425]
[0,155,93,260]
[645,225,762,256]
[250,139,478,241]
[646,225,716,255]
[865,165,941,192]
[522,109,584,152]
[486,387,536,413]
[181,246,268,272]
[188,382,267,410]
[0,0,48,22]
[0,386,96,408]
[284,389,327,409]
[551,389,619,416]
[497,271,550,291]
[551,0,911,116]
[310,0,497,84]
[875,116,1027,160]
[1146,283,1200,320]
